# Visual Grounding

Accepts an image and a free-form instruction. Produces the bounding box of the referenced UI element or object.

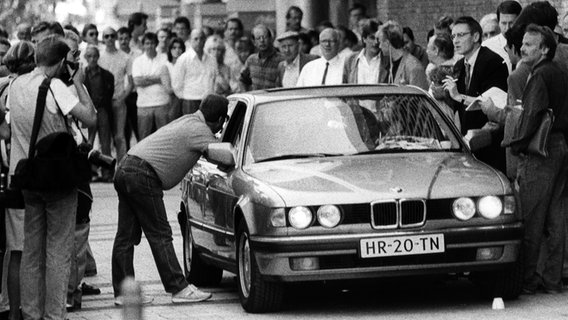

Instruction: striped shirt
[239,47,284,91]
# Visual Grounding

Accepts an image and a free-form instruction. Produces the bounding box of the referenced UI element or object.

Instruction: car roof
[230,84,427,104]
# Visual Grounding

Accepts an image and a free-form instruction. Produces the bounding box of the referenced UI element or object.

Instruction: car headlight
[288,206,313,229]
[477,196,503,219]
[452,197,476,221]
[316,205,342,228]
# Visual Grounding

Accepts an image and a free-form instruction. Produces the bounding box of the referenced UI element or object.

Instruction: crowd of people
[0,0,567,319]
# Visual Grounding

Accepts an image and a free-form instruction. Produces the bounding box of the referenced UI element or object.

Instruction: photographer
[9,35,95,319]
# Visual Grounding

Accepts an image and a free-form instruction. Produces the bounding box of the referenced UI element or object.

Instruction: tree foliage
[0,0,59,35]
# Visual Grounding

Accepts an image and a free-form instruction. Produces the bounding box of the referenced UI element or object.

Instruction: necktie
[321,62,329,85]
[464,61,471,92]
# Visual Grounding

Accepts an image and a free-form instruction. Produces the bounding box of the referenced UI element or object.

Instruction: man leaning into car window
[111,94,228,305]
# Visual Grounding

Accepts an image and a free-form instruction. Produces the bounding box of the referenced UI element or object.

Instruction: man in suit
[275,31,318,87]
[343,19,385,84]
[443,16,508,171]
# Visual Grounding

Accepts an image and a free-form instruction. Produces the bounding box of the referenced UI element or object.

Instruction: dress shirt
[296,55,344,86]
[482,33,512,73]
[356,50,381,84]
[172,48,216,100]
[464,47,481,89]
[338,47,353,61]
[282,55,300,87]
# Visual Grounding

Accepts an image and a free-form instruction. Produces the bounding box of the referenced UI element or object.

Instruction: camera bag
[11,77,90,192]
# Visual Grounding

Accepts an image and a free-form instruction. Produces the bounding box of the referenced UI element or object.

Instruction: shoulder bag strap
[27,77,52,159]
[47,86,88,143]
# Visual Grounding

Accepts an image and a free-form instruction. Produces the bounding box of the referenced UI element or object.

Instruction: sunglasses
[104,34,117,39]
[87,32,98,37]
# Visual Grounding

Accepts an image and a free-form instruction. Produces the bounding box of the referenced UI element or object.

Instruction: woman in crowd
[166,37,185,122]
[205,35,233,97]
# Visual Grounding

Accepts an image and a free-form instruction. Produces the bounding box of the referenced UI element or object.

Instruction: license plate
[360,234,445,258]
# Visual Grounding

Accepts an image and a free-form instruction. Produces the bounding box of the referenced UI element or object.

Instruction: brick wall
[379,0,568,47]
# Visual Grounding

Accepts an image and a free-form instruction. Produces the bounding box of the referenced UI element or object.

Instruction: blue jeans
[518,133,568,291]
[111,155,187,297]
[20,189,77,320]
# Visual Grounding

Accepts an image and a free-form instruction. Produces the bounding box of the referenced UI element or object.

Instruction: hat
[200,94,228,122]
[276,31,299,42]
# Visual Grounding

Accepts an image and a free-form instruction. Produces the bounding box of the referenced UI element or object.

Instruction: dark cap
[200,94,228,122]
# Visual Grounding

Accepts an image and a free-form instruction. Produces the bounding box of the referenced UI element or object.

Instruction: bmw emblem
[390,187,403,193]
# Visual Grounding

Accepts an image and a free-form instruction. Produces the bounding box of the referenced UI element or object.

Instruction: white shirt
[99,49,131,100]
[172,48,216,100]
[131,53,170,108]
[296,55,344,86]
[356,50,381,84]
[282,55,300,87]
[482,33,512,73]
[338,47,353,61]
[464,47,481,88]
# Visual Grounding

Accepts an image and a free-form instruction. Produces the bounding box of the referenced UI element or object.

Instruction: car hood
[244,153,507,206]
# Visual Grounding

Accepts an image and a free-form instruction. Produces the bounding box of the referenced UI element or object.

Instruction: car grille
[340,199,454,226]
[371,199,426,229]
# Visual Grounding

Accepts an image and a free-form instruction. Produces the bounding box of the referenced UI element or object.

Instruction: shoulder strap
[27,77,52,159]
[48,86,88,144]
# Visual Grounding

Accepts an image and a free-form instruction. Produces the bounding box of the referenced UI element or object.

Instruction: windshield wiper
[352,148,461,156]
[256,153,344,163]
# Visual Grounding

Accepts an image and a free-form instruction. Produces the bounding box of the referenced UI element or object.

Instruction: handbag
[10,78,90,192]
[527,108,554,157]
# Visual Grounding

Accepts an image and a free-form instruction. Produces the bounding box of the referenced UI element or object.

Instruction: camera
[55,60,79,86]
[78,143,116,169]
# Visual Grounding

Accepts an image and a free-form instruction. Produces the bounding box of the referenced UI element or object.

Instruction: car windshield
[246,94,462,164]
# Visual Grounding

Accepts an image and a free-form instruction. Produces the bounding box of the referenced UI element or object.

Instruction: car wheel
[236,220,284,313]
[182,212,223,287]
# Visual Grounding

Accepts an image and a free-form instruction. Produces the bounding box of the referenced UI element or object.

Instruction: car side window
[222,101,247,150]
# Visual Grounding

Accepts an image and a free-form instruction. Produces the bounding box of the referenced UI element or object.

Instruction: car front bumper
[249,222,523,282]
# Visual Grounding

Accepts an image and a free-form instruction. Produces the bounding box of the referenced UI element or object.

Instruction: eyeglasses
[254,35,269,41]
[320,40,338,45]
[104,34,116,39]
[483,31,498,38]
[450,32,471,40]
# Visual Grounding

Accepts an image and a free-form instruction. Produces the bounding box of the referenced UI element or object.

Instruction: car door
[202,100,248,258]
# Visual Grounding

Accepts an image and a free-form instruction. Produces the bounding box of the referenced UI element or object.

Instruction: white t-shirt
[99,49,132,100]
[131,53,170,107]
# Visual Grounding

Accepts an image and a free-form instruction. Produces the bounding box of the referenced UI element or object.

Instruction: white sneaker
[172,284,212,303]
[114,295,154,306]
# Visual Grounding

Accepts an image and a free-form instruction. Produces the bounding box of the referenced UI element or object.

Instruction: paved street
[68,183,568,320]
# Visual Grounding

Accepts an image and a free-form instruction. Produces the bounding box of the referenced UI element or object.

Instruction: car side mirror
[207,142,236,168]
[465,129,492,152]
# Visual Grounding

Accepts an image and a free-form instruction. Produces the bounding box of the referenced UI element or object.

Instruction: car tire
[182,211,223,287]
[236,220,284,313]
